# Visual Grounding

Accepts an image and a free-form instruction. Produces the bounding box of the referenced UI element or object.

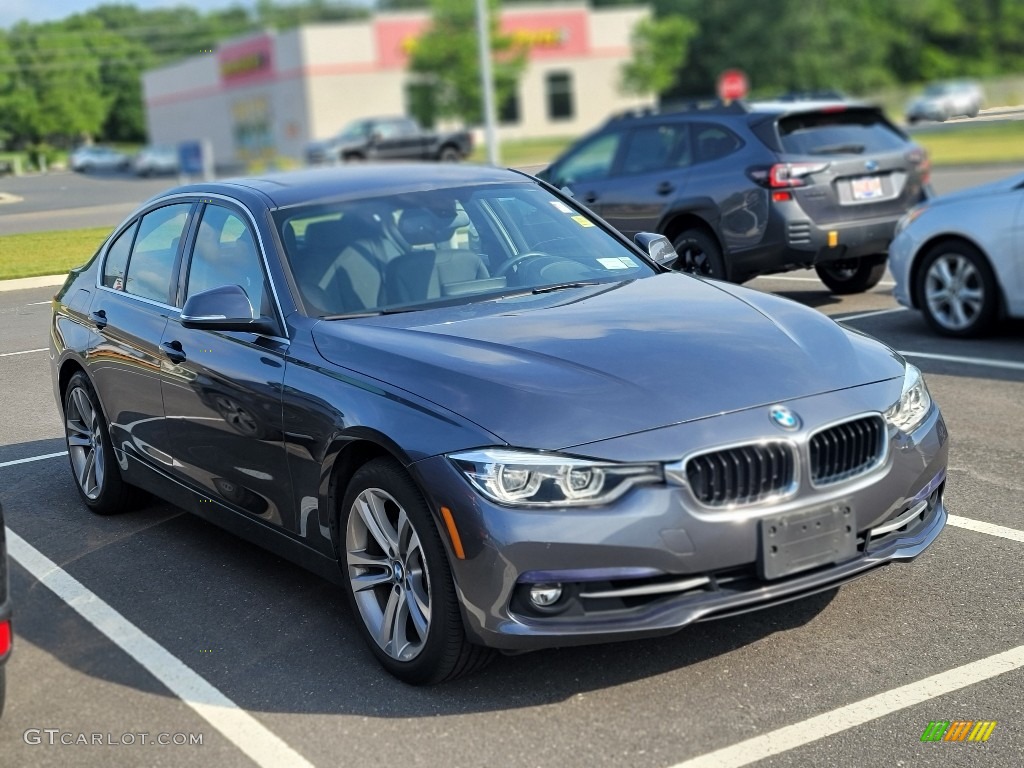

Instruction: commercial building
[142,3,651,167]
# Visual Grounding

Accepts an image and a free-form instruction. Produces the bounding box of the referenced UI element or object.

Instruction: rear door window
[102,222,138,290]
[620,124,691,175]
[778,111,908,155]
[124,204,192,303]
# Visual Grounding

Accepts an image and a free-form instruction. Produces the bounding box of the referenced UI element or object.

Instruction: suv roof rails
[609,99,749,121]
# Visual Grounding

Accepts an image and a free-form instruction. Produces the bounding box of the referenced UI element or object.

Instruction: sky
[0,0,373,29]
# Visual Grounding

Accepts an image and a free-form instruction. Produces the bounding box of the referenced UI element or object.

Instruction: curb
[0,274,66,292]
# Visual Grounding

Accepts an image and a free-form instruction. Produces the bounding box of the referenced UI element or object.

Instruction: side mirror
[181,284,277,335]
[634,232,679,268]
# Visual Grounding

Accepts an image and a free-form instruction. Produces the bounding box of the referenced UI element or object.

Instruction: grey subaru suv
[540,101,930,293]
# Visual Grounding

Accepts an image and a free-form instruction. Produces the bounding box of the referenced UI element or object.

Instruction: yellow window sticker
[572,215,595,228]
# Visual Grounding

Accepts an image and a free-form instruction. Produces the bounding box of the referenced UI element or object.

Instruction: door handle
[160,340,186,364]
[582,192,599,204]
[89,309,107,329]
[656,182,675,196]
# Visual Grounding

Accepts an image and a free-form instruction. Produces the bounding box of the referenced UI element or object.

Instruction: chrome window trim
[96,192,290,339]
[95,284,180,314]
[807,412,889,489]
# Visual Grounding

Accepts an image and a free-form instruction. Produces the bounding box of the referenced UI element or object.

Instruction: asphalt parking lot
[0,168,1022,767]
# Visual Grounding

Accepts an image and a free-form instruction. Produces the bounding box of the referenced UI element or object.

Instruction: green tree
[407,0,527,125]
[620,15,696,96]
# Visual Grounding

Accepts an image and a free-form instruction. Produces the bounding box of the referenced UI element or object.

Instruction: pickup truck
[305,116,473,164]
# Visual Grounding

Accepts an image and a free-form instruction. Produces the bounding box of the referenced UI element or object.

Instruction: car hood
[925,173,1024,207]
[311,274,905,450]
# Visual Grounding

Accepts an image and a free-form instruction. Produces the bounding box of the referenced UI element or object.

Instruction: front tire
[815,254,888,294]
[671,228,727,280]
[438,146,460,162]
[341,458,493,684]
[916,241,999,337]
[63,372,139,515]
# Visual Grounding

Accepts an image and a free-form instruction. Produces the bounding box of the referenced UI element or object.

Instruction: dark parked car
[0,500,9,717]
[51,165,947,684]
[305,116,472,165]
[539,100,931,293]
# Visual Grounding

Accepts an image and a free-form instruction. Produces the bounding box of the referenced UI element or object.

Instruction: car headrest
[397,208,457,246]
[303,219,345,253]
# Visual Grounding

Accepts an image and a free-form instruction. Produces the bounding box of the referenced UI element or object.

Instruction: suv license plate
[759,503,857,580]
[851,176,884,200]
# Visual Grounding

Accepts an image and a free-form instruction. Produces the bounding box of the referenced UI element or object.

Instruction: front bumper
[414,384,948,651]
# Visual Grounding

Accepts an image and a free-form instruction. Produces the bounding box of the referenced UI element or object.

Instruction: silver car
[133,145,179,176]
[890,173,1024,336]
[69,145,129,173]
[905,80,983,123]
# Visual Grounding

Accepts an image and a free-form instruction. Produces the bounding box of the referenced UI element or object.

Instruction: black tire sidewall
[671,229,727,280]
[915,243,998,337]
[340,458,462,684]
[815,254,888,295]
[63,372,129,514]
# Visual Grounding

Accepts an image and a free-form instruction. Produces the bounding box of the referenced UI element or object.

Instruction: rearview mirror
[181,284,277,335]
[634,233,679,268]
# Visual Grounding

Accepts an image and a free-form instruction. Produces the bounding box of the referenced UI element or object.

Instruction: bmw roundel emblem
[770,405,801,431]
[865,159,879,172]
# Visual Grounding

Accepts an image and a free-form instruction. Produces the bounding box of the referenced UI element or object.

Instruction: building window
[500,89,520,125]
[546,72,574,121]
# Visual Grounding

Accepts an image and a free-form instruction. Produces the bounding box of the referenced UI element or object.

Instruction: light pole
[474,0,500,166]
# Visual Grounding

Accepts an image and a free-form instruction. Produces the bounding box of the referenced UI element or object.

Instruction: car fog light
[529,583,563,607]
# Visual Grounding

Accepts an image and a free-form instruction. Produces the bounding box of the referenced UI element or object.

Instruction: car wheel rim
[824,261,858,281]
[66,387,105,500]
[924,254,983,330]
[678,242,712,276]
[346,487,431,662]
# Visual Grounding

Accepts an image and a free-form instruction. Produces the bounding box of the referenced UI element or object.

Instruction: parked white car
[889,174,1024,336]
[133,145,179,176]
[905,80,983,123]
[69,146,130,173]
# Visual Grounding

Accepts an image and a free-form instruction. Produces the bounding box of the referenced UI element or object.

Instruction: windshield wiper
[809,143,865,155]
[531,281,602,294]
[322,307,416,320]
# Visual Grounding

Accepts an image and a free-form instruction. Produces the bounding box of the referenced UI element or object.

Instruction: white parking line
[7,530,315,768]
[0,348,47,358]
[898,350,1024,372]
[834,307,907,323]
[948,514,1024,543]
[669,643,1024,768]
[25,300,52,306]
[0,451,67,468]
[754,275,897,288]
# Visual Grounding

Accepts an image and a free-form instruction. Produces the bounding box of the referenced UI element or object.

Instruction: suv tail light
[906,148,931,186]
[749,163,829,202]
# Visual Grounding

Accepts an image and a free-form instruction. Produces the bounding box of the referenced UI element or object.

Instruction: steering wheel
[496,251,555,280]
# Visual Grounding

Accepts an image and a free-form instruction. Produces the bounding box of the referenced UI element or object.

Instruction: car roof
[151,164,531,209]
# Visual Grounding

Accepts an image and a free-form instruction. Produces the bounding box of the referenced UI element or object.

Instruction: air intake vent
[787,221,812,245]
[686,442,795,506]
[810,415,886,486]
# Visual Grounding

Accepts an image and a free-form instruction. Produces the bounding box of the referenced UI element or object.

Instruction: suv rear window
[777,110,907,156]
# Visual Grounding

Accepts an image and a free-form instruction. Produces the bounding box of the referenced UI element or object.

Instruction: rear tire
[815,254,888,294]
[63,372,140,515]
[341,458,494,684]
[439,146,460,162]
[915,241,999,337]
[671,229,728,280]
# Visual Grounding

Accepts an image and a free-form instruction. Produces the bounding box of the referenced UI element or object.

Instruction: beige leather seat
[385,208,489,305]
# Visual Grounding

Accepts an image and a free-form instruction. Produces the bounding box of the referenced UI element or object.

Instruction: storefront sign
[220,36,274,86]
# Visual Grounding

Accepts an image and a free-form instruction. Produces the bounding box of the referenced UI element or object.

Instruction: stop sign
[717,69,749,102]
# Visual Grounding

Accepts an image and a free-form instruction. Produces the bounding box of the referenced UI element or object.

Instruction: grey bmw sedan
[50,165,947,684]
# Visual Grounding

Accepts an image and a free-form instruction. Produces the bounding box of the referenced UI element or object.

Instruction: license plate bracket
[851,176,884,200]
[759,503,857,580]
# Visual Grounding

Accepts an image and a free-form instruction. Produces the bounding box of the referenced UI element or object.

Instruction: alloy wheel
[65,386,105,500]
[346,487,431,662]
[924,253,984,331]
[678,242,712,275]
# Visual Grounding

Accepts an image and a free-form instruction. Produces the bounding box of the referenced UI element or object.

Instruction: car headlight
[884,364,932,432]
[895,205,928,237]
[448,449,662,507]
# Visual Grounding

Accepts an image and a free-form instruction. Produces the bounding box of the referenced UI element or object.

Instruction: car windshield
[273,182,655,317]
[777,110,907,155]
[336,120,372,141]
